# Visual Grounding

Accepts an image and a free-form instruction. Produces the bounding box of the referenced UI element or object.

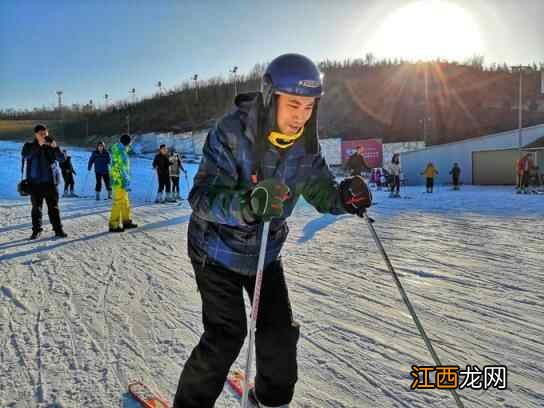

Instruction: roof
[523,136,544,149]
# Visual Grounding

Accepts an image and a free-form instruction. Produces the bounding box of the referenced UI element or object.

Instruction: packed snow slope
[0,141,543,407]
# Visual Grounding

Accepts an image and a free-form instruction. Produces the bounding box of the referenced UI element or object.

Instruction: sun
[365,0,484,62]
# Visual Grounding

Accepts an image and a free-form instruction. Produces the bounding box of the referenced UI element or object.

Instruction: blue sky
[1,0,543,111]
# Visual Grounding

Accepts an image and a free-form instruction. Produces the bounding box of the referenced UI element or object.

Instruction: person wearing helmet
[173,54,372,408]
[108,134,137,232]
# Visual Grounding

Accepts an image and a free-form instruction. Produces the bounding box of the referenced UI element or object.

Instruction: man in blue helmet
[174,54,372,408]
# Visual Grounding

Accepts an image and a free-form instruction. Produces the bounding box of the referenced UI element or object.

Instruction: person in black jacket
[152,144,175,203]
[60,149,77,197]
[345,145,371,176]
[21,124,68,239]
[450,163,461,190]
[88,141,112,200]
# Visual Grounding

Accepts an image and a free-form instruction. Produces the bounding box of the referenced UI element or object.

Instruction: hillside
[2,60,544,147]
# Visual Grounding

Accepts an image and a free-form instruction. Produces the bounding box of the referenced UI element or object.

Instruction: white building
[400,124,544,185]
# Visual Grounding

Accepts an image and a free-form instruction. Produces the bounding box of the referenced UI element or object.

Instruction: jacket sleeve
[152,155,158,169]
[88,152,95,171]
[21,142,34,160]
[301,151,346,215]
[188,126,252,226]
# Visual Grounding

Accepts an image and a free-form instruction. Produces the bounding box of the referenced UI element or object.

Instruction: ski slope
[0,141,543,408]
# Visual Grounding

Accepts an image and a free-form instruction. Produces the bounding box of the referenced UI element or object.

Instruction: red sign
[341,139,383,168]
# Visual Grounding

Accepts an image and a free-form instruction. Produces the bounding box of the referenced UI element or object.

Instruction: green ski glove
[243,179,291,222]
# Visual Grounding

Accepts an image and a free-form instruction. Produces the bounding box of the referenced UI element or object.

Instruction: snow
[0,140,543,407]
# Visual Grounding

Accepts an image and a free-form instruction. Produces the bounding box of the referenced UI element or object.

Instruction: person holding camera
[21,124,68,239]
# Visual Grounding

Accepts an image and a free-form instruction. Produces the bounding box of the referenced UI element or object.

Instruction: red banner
[341,139,383,168]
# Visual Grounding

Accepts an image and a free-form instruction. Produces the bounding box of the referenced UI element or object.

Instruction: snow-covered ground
[0,140,543,408]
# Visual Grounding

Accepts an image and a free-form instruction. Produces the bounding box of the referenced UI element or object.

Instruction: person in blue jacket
[88,141,112,200]
[173,54,372,408]
[21,124,68,239]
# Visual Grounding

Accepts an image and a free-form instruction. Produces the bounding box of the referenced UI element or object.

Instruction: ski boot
[250,389,289,408]
[109,225,124,233]
[107,190,112,199]
[123,221,138,230]
[70,191,79,197]
[155,192,163,203]
[166,192,177,203]
[54,230,68,238]
[63,191,69,198]
[96,192,101,201]
[29,229,43,240]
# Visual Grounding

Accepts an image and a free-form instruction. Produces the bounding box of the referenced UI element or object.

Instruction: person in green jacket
[109,134,138,232]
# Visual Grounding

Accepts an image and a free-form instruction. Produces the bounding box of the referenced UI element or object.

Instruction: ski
[226,369,259,407]
[128,380,170,408]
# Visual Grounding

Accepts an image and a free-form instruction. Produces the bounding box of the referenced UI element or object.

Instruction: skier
[169,149,186,201]
[389,153,401,197]
[421,162,439,193]
[21,124,68,239]
[173,53,372,408]
[345,145,370,176]
[449,163,461,190]
[517,153,534,194]
[59,149,77,197]
[152,144,175,203]
[109,134,137,232]
[88,141,112,200]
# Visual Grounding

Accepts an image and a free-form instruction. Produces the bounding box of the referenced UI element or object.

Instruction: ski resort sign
[341,138,383,168]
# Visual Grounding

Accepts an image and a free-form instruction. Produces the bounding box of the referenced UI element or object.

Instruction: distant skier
[421,162,439,193]
[153,144,175,203]
[169,150,186,201]
[389,153,401,197]
[173,54,372,408]
[517,153,534,194]
[88,141,112,200]
[108,134,137,232]
[345,145,371,177]
[449,163,461,190]
[60,149,77,197]
[21,124,68,239]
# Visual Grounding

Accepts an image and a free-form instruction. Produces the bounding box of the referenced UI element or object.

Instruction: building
[400,124,544,185]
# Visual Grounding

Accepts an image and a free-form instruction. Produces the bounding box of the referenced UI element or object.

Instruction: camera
[45,136,54,143]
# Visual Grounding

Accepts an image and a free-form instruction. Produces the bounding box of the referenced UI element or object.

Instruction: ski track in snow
[0,141,543,407]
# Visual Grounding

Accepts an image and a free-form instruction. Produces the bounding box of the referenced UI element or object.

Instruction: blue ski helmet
[262,53,323,107]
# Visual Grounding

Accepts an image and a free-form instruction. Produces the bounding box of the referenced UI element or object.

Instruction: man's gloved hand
[243,179,290,222]
[339,175,372,215]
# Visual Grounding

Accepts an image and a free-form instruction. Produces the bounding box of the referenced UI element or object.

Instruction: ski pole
[184,172,190,199]
[241,221,271,408]
[146,171,156,203]
[82,171,89,197]
[362,212,464,408]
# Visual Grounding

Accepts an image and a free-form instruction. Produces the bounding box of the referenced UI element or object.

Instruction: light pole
[130,88,136,104]
[157,81,163,96]
[56,90,63,138]
[510,65,532,159]
[104,93,109,109]
[193,74,199,102]
[230,66,238,96]
[419,117,431,146]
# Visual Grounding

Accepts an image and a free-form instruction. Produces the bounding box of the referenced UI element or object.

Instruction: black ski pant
[30,183,63,233]
[426,177,434,192]
[62,172,75,193]
[171,176,180,194]
[157,173,171,193]
[392,175,400,194]
[452,176,460,189]
[95,172,111,192]
[173,259,299,408]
